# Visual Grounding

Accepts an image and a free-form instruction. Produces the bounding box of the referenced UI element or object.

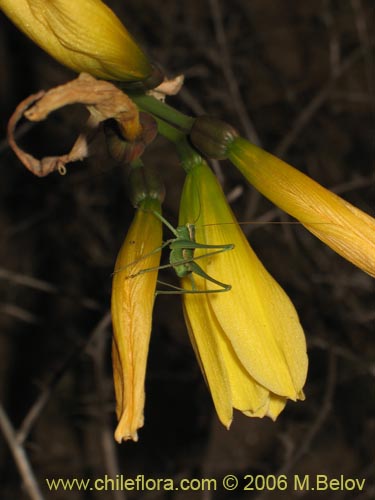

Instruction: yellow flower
[179,159,307,427]
[0,0,152,81]
[228,138,375,277]
[111,197,162,442]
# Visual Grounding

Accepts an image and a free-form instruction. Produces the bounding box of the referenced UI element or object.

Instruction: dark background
[0,1,374,499]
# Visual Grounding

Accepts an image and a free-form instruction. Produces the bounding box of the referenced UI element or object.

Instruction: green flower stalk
[0,0,152,81]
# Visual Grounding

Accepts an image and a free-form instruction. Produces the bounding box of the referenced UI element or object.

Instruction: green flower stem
[175,138,203,174]
[127,158,165,206]
[130,94,194,132]
[153,116,204,174]
[155,117,186,144]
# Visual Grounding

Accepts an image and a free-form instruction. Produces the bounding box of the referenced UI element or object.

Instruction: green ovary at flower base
[227,138,375,278]
[0,0,152,81]
[179,158,307,427]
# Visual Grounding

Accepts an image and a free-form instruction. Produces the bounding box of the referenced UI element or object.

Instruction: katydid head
[173,223,198,244]
[175,225,191,240]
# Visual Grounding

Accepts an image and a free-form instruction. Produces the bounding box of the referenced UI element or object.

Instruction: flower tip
[267,413,277,423]
[298,390,306,401]
[114,425,139,444]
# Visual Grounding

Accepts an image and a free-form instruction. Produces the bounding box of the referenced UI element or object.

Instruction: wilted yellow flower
[228,138,375,277]
[179,158,307,427]
[0,0,152,81]
[111,197,162,442]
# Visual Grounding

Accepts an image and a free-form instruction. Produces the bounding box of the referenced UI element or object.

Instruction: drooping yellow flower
[179,158,307,427]
[228,138,375,277]
[111,197,162,442]
[0,0,152,81]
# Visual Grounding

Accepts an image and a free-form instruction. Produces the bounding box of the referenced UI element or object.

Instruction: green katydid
[115,209,327,295]
[121,210,234,295]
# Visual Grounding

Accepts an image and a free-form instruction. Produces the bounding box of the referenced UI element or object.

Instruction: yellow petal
[111,198,162,442]
[182,289,233,428]
[0,0,152,81]
[214,312,270,414]
[180,161,308,399]
[243,394,287,421]
[266,394,288,420]
[229,138,375,277]
[207,225,307,398]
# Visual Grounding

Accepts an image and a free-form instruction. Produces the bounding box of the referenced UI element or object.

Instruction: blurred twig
[275,44,372,157]
[17,311,112,445]
[254,350,337,500]
[322,0,341,77]
[351,0,373,99]
[0,302,40,324]
[1,312,112,499]
[310,337,375,377]
[0,404,45,500]
[283,351,337,468]
[87,313,126,500]
[208,0,262,147]
[207,0,263,215]
[0,266,102,312]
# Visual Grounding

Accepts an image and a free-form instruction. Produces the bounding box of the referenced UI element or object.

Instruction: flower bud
[0,0,152,81]
[228,137,375,277]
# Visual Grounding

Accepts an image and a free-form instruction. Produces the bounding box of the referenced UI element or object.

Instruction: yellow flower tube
[228,138,375,277]
[179,159,307,426]
[0,0,152,81]
[111,197,162,442]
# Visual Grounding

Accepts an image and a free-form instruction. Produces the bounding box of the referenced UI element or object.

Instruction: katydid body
[124,211,234,295]
[159,222,234,294]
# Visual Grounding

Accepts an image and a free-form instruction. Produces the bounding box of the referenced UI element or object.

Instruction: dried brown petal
[7,73,143,177]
